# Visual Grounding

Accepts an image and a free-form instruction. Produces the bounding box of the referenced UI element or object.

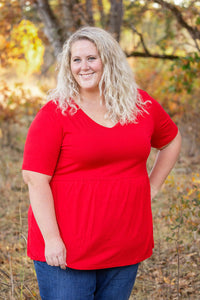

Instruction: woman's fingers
[57,253,67,269]
[45,236,67,269]
[46,253,66,269]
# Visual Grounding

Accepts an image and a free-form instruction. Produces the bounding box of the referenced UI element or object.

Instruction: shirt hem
[28,250,153,270]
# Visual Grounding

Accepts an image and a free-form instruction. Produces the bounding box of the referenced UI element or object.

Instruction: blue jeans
[34,261,139,300]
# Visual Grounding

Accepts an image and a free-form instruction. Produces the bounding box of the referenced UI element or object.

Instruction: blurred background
[0,0,199,299]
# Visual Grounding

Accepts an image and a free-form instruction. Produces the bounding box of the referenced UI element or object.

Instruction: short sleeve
[139,90,178,149]
[22,101,63,176]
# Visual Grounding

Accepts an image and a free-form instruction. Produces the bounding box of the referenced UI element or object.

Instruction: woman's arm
[149,130,182,199]
[22,170,66,269]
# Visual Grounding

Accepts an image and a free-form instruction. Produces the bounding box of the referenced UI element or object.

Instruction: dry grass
[0,115,199,300]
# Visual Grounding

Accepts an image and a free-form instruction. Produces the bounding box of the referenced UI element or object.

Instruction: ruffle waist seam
[51,174,149,182]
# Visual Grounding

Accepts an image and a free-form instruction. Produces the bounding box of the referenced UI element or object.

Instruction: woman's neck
[79,90,104,105]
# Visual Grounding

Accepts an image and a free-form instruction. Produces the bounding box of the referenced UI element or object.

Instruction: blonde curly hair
[48,26,147,124]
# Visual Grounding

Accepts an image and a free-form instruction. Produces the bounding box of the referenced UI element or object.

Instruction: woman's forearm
[27,179,60,242]
[22,170,66,268]
[149,130,182,197]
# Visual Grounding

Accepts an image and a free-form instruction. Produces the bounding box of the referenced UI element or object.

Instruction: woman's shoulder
[138,89,162,110]
[29,100,65,128]
[138,89,155,102]
[40,99,59,112]
[37,99,64,119]
[137,89,171,123]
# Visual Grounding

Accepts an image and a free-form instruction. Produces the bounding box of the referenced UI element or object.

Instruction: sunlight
[174,0,183,4]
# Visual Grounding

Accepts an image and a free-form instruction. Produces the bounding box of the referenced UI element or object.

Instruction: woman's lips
[79,73,94,79]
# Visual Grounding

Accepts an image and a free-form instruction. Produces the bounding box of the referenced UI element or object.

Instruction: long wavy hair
[48,26,147,124]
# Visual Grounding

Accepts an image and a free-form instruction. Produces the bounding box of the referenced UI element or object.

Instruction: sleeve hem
[22,166,54,177]
[151,126,178,149]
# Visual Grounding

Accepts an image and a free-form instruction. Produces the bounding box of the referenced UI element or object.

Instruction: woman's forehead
[70,39,99,56]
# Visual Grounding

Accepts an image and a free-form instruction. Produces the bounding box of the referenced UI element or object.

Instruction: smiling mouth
[79,73,94,78]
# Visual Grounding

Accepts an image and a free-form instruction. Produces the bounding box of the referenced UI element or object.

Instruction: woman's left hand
[150,184,158,200]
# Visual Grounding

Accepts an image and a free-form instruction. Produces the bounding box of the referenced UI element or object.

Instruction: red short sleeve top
[22,89,178,270]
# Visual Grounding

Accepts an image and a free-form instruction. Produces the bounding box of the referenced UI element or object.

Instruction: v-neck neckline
[79,108,120,129]
[71,99,120,129]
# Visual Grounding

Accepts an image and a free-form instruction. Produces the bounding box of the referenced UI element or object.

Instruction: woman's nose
[81,59,89,70]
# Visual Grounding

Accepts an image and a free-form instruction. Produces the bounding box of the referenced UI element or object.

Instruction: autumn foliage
[0,0,200,299]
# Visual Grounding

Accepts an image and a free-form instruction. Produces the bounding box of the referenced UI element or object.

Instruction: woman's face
[70,39,103,94]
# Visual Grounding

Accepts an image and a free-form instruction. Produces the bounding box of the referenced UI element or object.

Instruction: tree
[0,0,199,92]
[123,0,200,59]
[0,0,45,72]
[1,1,199,59]
[32,0,124,56]
[30,0,200,59]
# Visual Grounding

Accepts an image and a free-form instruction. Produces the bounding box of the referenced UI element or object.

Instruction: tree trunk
[108,0,123,41]
[86,0,94,26]
[61,0,75,40]
[97,0,106,27]
[35,0,63,56]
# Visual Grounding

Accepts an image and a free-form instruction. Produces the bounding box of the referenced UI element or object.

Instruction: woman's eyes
[88,56,96,61]
[73,58,81,62]
[73,57,96,62]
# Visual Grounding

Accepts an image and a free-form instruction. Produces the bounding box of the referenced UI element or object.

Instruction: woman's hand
[45,236,67,269]
[150,184,158,200]
[22,171,67,269]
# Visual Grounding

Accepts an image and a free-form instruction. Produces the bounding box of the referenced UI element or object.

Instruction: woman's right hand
[45,236,67,270]
[22,171,67,270]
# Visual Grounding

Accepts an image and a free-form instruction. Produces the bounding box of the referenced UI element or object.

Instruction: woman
[22,27,181,300]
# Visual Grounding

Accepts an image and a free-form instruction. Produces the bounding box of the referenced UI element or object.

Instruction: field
[0,89,199,299]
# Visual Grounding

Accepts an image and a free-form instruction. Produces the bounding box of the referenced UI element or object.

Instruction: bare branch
[153,0,200,40]
[194,39,200,52]
[125,51,180,60]
[130,25,151,55]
